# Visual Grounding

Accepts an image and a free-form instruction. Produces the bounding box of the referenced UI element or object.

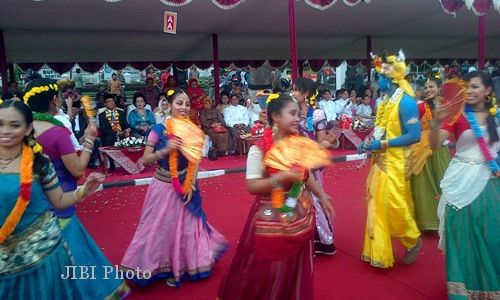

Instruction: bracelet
[429,119,441,129]
[380,140,389,150]
[270,176,282,188]
[73,187,87,202]
[84,140,94,147]
[84,138,94,145]
[82,147,93,154]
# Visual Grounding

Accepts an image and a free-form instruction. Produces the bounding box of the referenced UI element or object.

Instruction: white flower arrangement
[114,136,145,148]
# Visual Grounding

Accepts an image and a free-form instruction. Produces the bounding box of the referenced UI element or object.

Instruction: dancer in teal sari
[0,99,104,299]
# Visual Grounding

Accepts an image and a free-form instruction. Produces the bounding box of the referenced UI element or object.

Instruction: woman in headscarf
[199,97,229,155]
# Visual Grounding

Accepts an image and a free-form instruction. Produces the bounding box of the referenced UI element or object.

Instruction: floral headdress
[371,49,414,97]
[23,83,59,104]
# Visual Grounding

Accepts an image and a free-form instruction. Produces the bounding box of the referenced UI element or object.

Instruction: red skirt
[218,193,315,300]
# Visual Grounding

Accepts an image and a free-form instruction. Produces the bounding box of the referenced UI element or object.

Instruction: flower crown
[266,93,280,104]
[23,83,59,104]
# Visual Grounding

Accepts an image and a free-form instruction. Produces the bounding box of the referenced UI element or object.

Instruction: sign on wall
[164,11,177,34]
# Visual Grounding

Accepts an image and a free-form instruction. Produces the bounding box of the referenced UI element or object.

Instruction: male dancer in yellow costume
[357,50,422,268]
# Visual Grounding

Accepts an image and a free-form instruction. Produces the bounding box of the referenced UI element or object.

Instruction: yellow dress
[362,93,421,268]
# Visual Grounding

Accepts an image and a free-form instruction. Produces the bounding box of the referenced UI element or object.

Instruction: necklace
[464,105,500,176]
[0,153,21,171]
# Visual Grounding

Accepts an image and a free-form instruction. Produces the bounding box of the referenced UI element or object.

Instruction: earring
[272,123,278,136]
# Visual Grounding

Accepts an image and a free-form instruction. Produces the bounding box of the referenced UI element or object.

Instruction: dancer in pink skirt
[120,88,227,287]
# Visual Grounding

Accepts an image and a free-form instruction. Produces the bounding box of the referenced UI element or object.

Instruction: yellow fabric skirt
[362,161,421,268]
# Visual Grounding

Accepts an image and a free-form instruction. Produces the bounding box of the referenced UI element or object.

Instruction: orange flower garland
[422,102,432,130]
[0,144,33,244]
[165,118,197,196]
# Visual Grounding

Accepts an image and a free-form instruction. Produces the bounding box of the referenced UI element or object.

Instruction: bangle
[73,187,87,202]
[82,147,93,153]
[270,176,282,188]
[429,119,441,129]
[84,138,94,145]
[380,140,389,150]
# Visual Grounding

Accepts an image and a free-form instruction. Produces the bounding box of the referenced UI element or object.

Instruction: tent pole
[0,30,8,94]
[8,64,15,82]
[288,0,298,80]
[366,35,372,82]
[212,34,221,104]
[478,15,486,70]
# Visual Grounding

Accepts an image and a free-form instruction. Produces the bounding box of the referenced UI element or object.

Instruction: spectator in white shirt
[223,94,250,154]
[356,95,375,126]
[374,89,384,114]
[318,89,337,123]
[334,88,354,118]
[246,98,262,125]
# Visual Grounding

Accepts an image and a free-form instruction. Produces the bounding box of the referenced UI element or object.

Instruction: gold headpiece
[371,49,414,97]
[167,89,175,97]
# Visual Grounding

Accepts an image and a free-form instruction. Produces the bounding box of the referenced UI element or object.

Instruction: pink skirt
[120,178,227,286]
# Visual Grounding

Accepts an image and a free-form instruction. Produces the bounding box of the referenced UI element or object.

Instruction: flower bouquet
[114,136,145,151]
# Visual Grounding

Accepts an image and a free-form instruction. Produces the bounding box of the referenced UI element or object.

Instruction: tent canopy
[1,0,499,64]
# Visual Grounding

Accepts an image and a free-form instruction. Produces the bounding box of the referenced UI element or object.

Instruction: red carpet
[77,161,447,300]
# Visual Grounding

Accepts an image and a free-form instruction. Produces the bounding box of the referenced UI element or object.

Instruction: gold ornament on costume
[167,89,175,97]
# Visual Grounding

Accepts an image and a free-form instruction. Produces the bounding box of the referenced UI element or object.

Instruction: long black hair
[0,99,51,174]
[464,71,499,144]
[424,76,443,110]
[267,93,295,126]
[24,78,59,113]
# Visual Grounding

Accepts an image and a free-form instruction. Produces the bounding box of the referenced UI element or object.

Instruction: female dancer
[0,99,103,299]
[410,76,451,230]
[121,88,227,287]
[430,71,499,298]
[218,93,334,300]
[293,77,339,255]
[24,78,129,299]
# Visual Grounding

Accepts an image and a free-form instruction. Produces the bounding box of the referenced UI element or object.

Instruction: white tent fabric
[0,0,499,64]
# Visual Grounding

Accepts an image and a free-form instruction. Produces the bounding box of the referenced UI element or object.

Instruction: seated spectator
[246,98,262,125]
[355,95,375,127]
[199,97,229,155]
[224,94,250,154]
[318,89,337,124]
[217,92,230,114]
[250,109,268,136]
[140,77,161,108]
[186,78,206,107]
[98,93,131,169]
[334,88,354,118]
[116,95,129,111]
[162,75,177,94]
[2,80,23,100]
[70,102,101,169]
[128,92,156,138]
[154,97,171,124]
